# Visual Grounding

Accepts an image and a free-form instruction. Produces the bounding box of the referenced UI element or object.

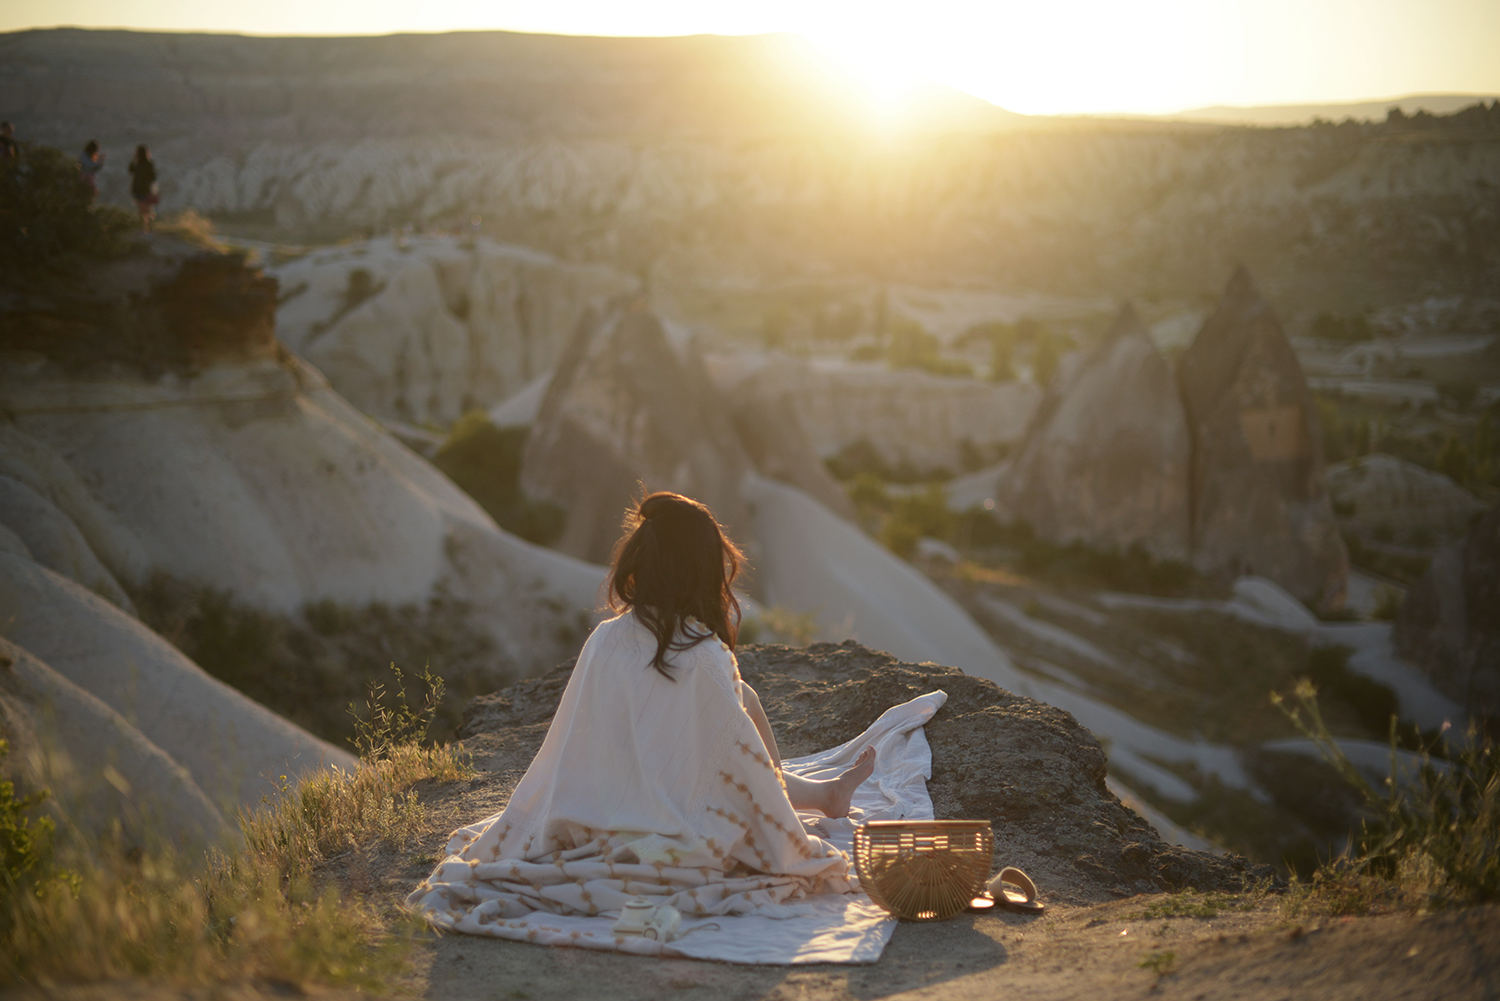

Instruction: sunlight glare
[810,30,923,114]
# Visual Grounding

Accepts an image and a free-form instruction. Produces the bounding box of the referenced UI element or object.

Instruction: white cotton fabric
[408,612,946,964]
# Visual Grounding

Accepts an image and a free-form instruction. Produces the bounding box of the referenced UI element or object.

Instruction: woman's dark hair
[607,492,743,678]
[133,144,150,162]
[83,140,99,156]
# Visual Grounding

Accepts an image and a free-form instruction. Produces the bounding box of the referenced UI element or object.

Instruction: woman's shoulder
[585,611,734,672]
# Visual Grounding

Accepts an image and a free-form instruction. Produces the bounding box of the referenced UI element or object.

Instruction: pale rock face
[743,474,1024,685]
[1326,453,1486,542]
[0,637,230,848]
[272,236,638,426]
[1177,269,1349,611]
[731,393,856,521]
[0,555,354,812]
[998,306,1191,561]
[522,308,755,565]
[0,424,152,589]
[0,474,135,613]
[2,356,605,674]
[718,354,1042,476]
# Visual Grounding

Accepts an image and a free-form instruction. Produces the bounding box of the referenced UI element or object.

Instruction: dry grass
[1273,679,1500,914]
[152,210,229,251]
[1,675,472,991]
[242,741,471,886]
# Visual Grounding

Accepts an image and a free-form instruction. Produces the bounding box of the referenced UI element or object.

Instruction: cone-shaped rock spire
[1177,268,1348,611]
[521,303,755,565]
[999,303,1191,561]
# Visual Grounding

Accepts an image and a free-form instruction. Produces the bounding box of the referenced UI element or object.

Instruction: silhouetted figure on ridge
[79,139,104,200]
[129,144,159,230]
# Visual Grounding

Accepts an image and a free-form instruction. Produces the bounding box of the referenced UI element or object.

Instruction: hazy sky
[6,0,1499,115]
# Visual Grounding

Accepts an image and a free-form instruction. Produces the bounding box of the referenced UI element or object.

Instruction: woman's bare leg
[742,682,876,818]
[782,747,876,818]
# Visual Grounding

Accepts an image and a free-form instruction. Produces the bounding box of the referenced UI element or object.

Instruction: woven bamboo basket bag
[853,820,994,921]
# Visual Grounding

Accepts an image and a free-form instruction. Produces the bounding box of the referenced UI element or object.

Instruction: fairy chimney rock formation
[521,305,756,565]
[999,304,1191,561]
[1177,268,1348,611]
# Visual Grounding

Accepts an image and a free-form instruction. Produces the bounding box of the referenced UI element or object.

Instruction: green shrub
[958,509,1197,595]
[348,664,446,761]
[0,142,136,277]
[886,318,972,378]
[433,411,566,545]
[1311,312,1375,342]
[131,572,498,744]
[826,438,941,483]
[1304,645,1399,738]
[1372,586,1403,621]
[1274,682,1500,906]
[880,484,955,559]
[1,741,78,925]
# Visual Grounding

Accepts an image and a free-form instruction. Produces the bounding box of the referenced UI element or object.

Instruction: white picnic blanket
[407,613,944,964]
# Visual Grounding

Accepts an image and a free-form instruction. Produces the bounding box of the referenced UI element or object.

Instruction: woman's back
[505,612,747,843]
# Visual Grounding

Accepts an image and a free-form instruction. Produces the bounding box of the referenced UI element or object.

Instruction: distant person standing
[79,140,104,200]
[0,122,16,160]
[129,144,159,230]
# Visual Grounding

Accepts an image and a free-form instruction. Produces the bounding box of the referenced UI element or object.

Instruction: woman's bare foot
[818,745,876,819]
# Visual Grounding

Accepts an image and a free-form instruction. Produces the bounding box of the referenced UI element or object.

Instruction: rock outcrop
[272,236,637,426]
[2,244,604,658]
[1326,453,1486,544]
[521,306,756,565]
[0,238,618,833]
[456,641,1273,902]
[0,637,229,849]
[1394,505,1500,716]
[998,305,1191,561]
[0,555,352,822]
[1177,269,1349,610]
[718,354,1041,478]
[731,393,857,521]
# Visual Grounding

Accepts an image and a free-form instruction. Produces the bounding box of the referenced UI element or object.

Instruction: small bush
[153,209,225,250]
[1311,312,1374,342]
[960,510,1197,595]
[1273,682,1500,908]
[1304,645,1400,738]
[826,438,942,484]
[739,606,819,647]
[1,741,79,927]
[0,142,136,277]
[433,411,566,546]
[131,572,499,744]
[880,484,955,560]
[1372,585,1403,621]
[884,317,973,378]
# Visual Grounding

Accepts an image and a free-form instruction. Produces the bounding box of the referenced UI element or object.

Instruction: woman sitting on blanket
[409,492,876,936]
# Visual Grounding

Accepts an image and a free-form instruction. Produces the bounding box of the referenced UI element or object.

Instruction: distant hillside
[3,28,1499,317]
[1167,94,1500,126]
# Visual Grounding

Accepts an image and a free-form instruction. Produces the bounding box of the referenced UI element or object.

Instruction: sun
[803,30,925,122]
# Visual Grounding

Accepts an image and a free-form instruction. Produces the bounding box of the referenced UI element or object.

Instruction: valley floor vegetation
[1,667,468,991]
[131,571,508,745]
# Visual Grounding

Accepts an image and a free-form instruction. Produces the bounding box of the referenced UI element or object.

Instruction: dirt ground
[12,896,1498,1001]
[400,896,1500,1001]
